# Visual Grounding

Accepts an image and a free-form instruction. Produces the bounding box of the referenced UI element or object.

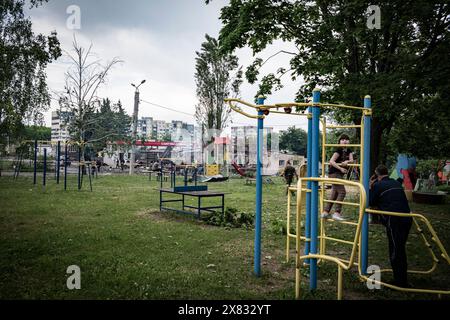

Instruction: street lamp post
[129,80,146,175]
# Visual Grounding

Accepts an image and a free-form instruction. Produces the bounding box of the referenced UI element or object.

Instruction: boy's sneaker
[332,213,346,221]
[321,212,331,219]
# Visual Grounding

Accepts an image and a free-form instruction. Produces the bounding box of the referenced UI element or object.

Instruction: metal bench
[159,188,225,219]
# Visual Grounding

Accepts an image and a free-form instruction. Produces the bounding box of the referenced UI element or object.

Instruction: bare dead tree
[57,36,123,160]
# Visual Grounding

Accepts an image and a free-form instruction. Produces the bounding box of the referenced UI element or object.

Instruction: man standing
[370,165,412,288]
[283,161,298,194]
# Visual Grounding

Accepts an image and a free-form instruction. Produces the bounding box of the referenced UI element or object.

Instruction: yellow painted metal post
[286,188,291,262]
[338,266,343,300]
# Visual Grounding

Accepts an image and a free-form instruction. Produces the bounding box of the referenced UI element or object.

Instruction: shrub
[202,207,254,229]
[268,217,288,235]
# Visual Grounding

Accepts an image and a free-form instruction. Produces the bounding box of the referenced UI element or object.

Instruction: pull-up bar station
[17,139,95,191]
[225,89,372,289]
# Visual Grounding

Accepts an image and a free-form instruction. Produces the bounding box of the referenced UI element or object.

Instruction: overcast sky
[28,0,308,132]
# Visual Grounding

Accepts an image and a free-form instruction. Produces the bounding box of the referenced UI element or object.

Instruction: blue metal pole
[305,106,313,262]
[43,148,47,186]
[361,95,372,275]
[78,146,81,190]
[254,96,265,277]
[33,140,37,185]
[57,141,61,184]
[64,143,68,191]
[310,89,321,290]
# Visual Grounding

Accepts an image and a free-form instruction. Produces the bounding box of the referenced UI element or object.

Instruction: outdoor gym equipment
[291,177,450,299]
[17,139,95,191]
[227,90,448,298]
[225,89,372,280]
[158,160,226,219]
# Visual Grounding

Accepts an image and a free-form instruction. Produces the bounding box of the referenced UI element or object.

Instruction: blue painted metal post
[361,95,372,275]
[43,148,47,186]
[305,106,313,262]
[64,143,68,191]
[254,96,265,277]
[78,146,81,190]
[33,140,38,185]
[310,89,321,290]
[56,141,61,184]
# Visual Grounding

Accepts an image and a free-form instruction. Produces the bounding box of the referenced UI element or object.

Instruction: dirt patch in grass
[135,209,222,230]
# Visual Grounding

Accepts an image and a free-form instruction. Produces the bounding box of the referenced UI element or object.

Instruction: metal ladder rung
[324,144,362,148]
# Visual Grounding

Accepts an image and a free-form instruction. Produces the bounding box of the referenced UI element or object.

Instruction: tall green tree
[387,96,450,161]
[209,0,450,169]
[279,127,307,156]
[23,125,51,141]
[195,34,243,133]
[83,98,131,153]
[0,0,61,142]
[195,34,243,165]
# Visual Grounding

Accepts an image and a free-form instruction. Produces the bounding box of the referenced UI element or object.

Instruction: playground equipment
[226,89,372,279]
[231,161,247,177]
[291,177,450,299]
[226,89,449,298]
[206,164,220,176]
[390,154,417,201]
[13,140,96,191]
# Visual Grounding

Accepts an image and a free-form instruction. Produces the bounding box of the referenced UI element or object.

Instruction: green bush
[416,159,440,179]
[268,217,287,235]
[202,207,254,229]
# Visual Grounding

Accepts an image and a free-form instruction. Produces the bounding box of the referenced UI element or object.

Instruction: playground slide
[231,162,246,177]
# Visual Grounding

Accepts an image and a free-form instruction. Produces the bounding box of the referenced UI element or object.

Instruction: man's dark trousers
[383,215,412,286]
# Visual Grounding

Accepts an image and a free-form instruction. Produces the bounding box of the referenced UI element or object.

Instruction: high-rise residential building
[137,117,154,139]
[152,120,171,140]
[51,111,72,142]
[134,117,196,142]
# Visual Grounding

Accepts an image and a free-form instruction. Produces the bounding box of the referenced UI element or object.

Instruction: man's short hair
[375,165,389,176]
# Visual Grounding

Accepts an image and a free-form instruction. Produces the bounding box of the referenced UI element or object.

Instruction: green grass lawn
[0,174,449,300]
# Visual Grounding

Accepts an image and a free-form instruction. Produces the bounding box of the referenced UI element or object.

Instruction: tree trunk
[370,118,384,174]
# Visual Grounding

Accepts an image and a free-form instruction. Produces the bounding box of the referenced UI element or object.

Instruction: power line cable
[140,99,195,117]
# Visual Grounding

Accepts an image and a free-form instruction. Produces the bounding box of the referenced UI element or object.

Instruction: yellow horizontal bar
[320,103,366,111]
[324,163,361,167]
[326,125,362,129]
[322,219,358,226]
[270,110,309,117]
[224,99,370,114]
[224,98,258,109]
[227,102,264,119]
[378,267,438,275]
[269,102,366,112]
[273,103,313,108]
[325,144,362,148]
[358,275,450,295]
[320,236,357,245]
[323,199,361,207]
[289,187,311,193]
[366,209,422,218]
[299,254,349,270]
[336,258,359,266]
[288,234,310,241]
